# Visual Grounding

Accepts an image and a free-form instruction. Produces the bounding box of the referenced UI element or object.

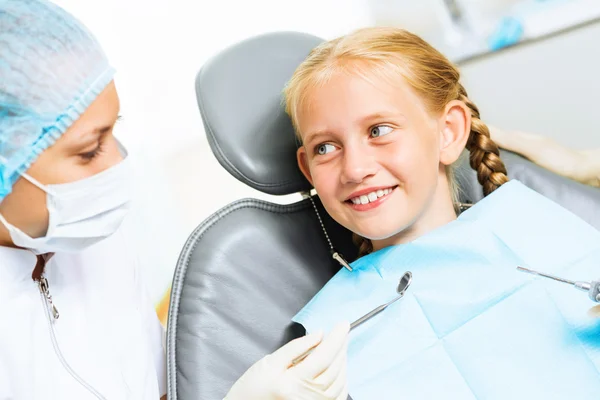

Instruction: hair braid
[458,85,509,196]
[353,233,373,258]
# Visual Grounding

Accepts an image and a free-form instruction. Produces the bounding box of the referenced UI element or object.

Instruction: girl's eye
[316,143,336,155]
[370,125,393,138]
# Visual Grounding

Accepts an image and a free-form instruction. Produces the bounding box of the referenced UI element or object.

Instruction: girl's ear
[297,146,314,186]
[438,100,471,166]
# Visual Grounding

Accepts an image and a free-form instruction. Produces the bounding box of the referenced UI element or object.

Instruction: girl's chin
[353,229,400,242]
[352,224,413,246]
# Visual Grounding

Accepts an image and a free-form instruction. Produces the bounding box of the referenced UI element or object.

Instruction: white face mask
[0,152,132,255]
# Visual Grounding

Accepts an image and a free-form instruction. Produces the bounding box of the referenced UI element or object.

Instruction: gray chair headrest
[195,32,324,195]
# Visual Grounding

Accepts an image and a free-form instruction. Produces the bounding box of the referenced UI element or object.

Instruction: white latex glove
[224,322,350,400]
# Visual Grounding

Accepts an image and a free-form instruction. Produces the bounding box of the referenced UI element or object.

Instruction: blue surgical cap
[0,0,115,203]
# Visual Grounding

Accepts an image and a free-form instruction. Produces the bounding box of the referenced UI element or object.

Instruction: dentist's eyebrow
[70,115,122,150]
[92,125,112,135]
[93,114,122,135]
[85,114,122,137]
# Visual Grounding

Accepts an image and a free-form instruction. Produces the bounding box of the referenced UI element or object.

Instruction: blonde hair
[284,27,509,256]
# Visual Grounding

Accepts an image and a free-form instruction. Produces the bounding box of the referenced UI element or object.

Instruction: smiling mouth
[346,186,398,205]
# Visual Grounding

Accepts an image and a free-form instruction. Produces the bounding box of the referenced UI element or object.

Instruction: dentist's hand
[224,322,350,400]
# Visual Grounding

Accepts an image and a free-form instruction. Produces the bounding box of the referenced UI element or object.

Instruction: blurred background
[52,0,600,323]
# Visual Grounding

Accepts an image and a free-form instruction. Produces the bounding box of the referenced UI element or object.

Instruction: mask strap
[21,172,53,195]
[0,212,11,230]
[0,155,53,195]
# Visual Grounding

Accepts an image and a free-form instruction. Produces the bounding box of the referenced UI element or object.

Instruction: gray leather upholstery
[167,197,357,400]
[195,31,322,195]
[167,31,600,400]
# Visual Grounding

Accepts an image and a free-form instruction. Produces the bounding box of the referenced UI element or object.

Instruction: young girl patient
[282,27,600,399]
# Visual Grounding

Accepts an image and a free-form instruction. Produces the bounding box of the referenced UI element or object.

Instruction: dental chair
[166,32,600,400]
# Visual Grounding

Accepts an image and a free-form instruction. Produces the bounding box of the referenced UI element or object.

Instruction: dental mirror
[290,271,413,367]
[350,271,412,330]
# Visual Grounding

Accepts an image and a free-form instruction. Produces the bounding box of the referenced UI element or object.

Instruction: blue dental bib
[293,180,600,400]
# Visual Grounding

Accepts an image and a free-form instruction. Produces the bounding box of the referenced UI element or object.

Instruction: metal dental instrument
[290,271,413,367]
[516,266,600,303]
[349,271,413,330]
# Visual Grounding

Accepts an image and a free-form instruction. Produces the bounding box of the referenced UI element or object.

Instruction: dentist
[0,0,166,398]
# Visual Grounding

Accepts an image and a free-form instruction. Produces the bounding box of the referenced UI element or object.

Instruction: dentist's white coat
[0,224,166,399]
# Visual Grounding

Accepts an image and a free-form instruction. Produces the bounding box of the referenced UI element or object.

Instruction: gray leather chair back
[166,31,600,400]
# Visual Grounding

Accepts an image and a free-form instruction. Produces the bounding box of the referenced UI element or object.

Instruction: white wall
[459,19,600,150]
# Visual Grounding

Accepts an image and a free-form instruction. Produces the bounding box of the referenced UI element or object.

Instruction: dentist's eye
[316,143,336,155]
[79,141,104,161]
[370,125,393,138]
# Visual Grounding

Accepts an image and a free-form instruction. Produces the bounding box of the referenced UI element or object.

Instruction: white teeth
[350,187,394,205]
